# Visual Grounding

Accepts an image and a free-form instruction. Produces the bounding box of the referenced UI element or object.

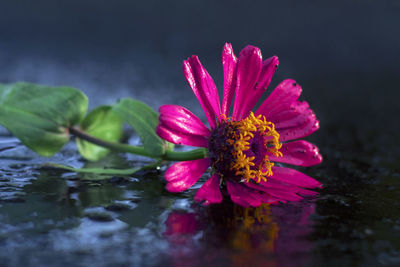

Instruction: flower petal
[156,126,208,147]
[256,79,302,118]
[221,43,238,116]
[253,178,319,198]
[165,158,210,192]
[241,56,279,118]
[183,56,221,128]
[194,174,223,205]
[254,191,280,204]
[157,105,210,147]
[257,56,279,90]
[227,181,262,207]
[275,111,319,142]
[232,45,263,120]
[267,101,310,123]
[159,105,210,136]
[268,140,322,167]
[266,180,319,196]
[246,182,304,202]
[268,166,322,188]
[256,83,320,142]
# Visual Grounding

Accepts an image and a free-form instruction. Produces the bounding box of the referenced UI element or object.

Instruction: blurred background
[1,1,400,266]
[1,0,399,130]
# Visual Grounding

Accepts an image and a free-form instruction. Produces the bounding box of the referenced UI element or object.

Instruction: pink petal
[250,179,319,199]
[159,105,210,135]
[255,80,320,142]
[268,140,322,167]
[241,56,279,118]
[256,56,279,90]
[262,100,320,142]
[274,105,314,129]
[268,166,322,188]
[267,180,319,197]
[165,158,210,192]
[255,79,302,118]
[194,174,223,204]
[232,45,263,120]
[156,126,208,148]
[268,101,310,122]
[295,188,319,197]
[255,193,280,204]
[276,111,319,142]
[226,181,262,207]
[157,105,210,147]
[246,182,304,202]
[183,56,221,128]
[221,43,238,116]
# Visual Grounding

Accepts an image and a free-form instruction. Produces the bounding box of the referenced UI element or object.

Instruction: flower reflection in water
[164,211,201,245]
[231,204,278,251]
[164,201,315,267]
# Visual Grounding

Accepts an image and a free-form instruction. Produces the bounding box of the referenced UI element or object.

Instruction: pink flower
[156,43,322,207]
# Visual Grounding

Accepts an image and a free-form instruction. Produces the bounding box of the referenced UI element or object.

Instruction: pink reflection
[164,212,199,245]
[164,201,316,267]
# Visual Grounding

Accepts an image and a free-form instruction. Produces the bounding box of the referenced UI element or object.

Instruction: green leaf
[76,106,123,161]
[0,82,88,156]
[112,98,165,157]
[43,162,140,175]
[42,159,162,181]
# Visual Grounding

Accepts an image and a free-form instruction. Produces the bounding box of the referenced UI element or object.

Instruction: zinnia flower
[156,43,322,207]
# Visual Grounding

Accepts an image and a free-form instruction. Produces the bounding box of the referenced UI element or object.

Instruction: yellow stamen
[226,112,282,183]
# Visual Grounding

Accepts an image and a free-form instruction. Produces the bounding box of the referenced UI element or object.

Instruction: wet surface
[1,117,399,267]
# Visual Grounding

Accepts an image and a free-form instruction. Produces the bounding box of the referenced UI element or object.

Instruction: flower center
[208,112,282,183]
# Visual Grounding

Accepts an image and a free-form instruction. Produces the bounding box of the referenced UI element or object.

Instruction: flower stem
[69,127,207,161]
[164,149,207,161]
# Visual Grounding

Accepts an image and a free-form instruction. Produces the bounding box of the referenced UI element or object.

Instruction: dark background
[1,0,399,124]
[1,0,399,166]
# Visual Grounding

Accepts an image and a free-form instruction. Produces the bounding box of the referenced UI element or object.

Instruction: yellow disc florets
[208,112,282,184]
